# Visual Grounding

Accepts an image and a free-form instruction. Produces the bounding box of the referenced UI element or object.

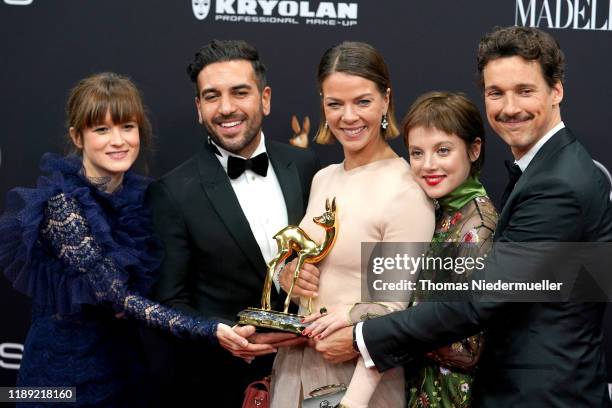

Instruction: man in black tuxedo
[314,26,612,407]
[145,40,319,406]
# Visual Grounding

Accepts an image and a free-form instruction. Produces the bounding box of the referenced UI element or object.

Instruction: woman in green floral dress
[402,91,498,408]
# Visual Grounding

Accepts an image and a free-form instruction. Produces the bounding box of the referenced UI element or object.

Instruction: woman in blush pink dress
[271,42,435,408]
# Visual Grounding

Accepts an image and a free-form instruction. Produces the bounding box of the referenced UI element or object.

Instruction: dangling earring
[324,121,329,129]
[381,114,389,130]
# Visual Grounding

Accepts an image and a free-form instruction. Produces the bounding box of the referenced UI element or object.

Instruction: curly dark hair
[477,26,565,88]
[186,39,267,96]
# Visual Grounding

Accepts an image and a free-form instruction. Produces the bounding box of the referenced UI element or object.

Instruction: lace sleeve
[427,197,498,371]
[41,193,218,342]
[455,197,497,258]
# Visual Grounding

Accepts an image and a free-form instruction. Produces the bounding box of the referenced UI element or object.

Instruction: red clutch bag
[242,376,270,408]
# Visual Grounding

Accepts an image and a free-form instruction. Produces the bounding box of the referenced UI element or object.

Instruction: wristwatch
[352,324,359,353]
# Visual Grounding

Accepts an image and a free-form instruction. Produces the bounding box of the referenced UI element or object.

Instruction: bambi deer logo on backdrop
[289,115,311,149]
[262,197,338,314]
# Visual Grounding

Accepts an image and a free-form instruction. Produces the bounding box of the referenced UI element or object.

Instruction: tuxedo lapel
[196,148,266,272]
[267,141,304,225]
[497,128,576,233]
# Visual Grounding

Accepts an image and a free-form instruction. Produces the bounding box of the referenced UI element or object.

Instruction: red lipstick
[424,175,445,186]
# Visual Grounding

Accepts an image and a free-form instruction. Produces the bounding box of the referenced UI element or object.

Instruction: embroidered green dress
[407,177,498,408]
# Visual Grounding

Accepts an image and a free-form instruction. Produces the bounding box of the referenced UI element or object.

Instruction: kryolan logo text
[516,0,612,30]
[192,0,359,26]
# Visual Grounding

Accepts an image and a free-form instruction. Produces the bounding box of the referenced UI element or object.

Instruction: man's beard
[204,110,264,156]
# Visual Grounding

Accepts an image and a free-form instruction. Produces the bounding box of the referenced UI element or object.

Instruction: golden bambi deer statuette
[262,197,338,314]
[237,198,338,333]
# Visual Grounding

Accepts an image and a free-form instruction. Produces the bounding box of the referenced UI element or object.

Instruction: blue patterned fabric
[0,153,219,407]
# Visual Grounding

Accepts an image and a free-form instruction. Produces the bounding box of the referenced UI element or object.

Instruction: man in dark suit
[314,26,612,407]
[145,39,319,407]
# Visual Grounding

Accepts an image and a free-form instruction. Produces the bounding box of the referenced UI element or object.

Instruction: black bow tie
[227,152,269,179]
[501,160,523,208]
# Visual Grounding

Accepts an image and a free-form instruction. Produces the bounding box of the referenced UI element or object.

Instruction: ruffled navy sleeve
[40,192,218,342]
[0,153,219,343]
[0,154,92,314]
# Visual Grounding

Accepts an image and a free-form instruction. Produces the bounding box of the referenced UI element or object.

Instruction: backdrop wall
[1,0,611,388]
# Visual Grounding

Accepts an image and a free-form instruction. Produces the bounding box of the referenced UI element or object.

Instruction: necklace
[79,167,115,193]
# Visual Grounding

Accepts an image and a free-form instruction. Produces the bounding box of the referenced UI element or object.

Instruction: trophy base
[236,307,308,334]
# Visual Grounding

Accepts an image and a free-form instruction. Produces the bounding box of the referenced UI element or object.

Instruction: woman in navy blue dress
[0,72,254,407]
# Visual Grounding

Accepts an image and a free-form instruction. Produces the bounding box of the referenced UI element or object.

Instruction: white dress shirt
[515,121,565,172]
[211,133,288,289]
[357,121,566,368]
